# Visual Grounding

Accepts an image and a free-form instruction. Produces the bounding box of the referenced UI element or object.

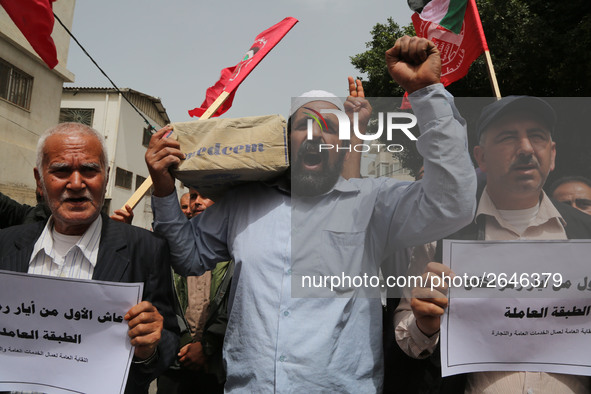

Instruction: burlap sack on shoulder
[171,114,289,199]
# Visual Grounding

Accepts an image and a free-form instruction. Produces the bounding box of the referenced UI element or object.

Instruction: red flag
[412,0,487,86]
[189,17,298,118]
[0,0,58,69]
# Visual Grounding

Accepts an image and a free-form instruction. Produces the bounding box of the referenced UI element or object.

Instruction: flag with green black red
[410,0,488,86]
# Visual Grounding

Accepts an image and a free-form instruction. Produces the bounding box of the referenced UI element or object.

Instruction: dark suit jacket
[0,191,50,229]
[0,213,180,394]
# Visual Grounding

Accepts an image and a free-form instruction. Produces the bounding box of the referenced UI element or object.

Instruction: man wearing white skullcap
[147,36,476,392]
[289,89,349,196]
[290,89,345,114]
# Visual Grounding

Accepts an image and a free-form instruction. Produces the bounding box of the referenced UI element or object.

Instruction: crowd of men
[1,35,590,393]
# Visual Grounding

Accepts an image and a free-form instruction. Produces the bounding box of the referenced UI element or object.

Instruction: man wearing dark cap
[394,96,591,393]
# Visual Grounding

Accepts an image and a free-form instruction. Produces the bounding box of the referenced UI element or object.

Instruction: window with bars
[142,127,151,147]
[0,58,33,109]
[59,108,95,126]
[135,174,147,191]
[115,167,133,189]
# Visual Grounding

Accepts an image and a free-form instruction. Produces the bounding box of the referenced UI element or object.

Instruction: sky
[63,0,413,124]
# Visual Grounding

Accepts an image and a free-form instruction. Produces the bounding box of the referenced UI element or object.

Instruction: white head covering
[290,90,345,116]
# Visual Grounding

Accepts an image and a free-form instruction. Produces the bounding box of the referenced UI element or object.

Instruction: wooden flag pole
[122,90,231,210]
[464,0,501,99]
[484,50,501,99]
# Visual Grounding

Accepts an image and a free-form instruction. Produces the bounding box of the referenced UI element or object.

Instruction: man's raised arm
[145,126,228,276]
[379,36,476,248]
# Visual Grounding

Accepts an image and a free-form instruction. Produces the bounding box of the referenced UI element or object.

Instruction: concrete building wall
[0,0,76,205]
[110,97,156,230]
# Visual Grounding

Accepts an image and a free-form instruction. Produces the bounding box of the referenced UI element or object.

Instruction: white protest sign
[0,270,143,394]
[441,240,591,377]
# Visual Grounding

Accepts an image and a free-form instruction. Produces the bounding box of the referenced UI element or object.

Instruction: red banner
[1,0,58,69]
[189,17,298,118]
[412,0,486,86]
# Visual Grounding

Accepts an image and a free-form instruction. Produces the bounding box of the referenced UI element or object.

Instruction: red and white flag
[189,17,298,118]
[411,0,487,86]
[0,0,58,69]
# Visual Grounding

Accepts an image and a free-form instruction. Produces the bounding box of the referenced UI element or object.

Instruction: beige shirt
[395,188,590,393]
[184,272,212,340]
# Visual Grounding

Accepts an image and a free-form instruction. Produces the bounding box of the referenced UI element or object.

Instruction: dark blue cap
[476,96,556,141]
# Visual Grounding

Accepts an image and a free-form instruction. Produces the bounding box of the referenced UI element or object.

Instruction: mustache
[509,154,539,171]
[60,191,93,202]
[298,139,320,155]
[296,140,329,161]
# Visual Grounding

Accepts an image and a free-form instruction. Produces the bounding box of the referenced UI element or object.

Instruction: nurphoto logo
[304,107,418,153]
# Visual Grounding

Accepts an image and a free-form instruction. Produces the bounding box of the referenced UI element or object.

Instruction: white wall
[0,0,76,204]
[111,96,156,230]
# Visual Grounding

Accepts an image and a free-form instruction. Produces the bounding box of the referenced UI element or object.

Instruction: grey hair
[36,122,109,173]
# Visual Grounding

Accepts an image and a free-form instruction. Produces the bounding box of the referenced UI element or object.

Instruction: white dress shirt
[28,215,102,279]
